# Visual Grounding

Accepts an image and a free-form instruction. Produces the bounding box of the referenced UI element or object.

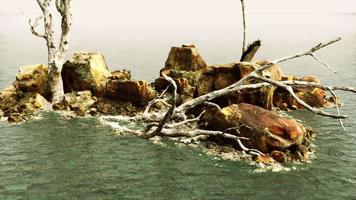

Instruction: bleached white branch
[253,75,347,119]
[28,16,46,38]
[308,53,337,74]
[326,87,346,132]
[176,38,342,114]
[240,0,247,54]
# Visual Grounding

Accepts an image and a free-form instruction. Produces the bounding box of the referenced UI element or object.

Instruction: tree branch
[176,37,342,113]
[240,0,247,54]
[308,53,337,74]
[253,75,347,119]
[28,16,46,38]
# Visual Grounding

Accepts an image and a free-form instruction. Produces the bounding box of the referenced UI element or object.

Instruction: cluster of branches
[100,37,355,155]
[100,0,355,156]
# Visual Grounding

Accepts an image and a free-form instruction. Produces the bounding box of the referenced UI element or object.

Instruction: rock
[174,78,196,103]
[13,64,50,99]
[111,69,131,81]
[252,60,282,81]
[0,85,18,112]
[62,52,111,96]
[254,155,275,165]
[271,150,287,163]
[12,92,50,114]
[89,108,98,116]
[196,73,214,96]
[209,103,306,153]
[106,80,156,105]
[164,45,207,71]
[63,90,96,110]
[7,113,24,123]
[95,97,142,116]
[274,76,328,109]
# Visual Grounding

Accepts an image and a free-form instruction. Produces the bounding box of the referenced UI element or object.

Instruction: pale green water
[1,2,356,199]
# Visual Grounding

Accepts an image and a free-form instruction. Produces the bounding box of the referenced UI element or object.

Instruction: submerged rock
[62,52,111,96]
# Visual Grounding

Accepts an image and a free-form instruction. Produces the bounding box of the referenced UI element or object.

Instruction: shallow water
[1,1,356,199]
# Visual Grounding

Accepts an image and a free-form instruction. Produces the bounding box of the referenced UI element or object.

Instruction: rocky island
[2,43,352,168]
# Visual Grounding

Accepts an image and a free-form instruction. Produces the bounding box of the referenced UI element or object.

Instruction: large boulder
[164,44,207,71]
[62,52,111,96]
[209,103,307,154]
[13,64,50,99]
[106,80,156,106]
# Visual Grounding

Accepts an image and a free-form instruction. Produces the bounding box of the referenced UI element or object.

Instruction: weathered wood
[240,40,261,62]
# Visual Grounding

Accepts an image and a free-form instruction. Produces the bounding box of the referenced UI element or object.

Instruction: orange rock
[165,45,207,71]
[106,80,156,105]
[210,103,306,153]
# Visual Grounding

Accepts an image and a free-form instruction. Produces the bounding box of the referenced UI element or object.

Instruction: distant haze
[0,0,355,82]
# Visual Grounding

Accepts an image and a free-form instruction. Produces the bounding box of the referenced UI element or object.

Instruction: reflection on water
[1,3,356,199]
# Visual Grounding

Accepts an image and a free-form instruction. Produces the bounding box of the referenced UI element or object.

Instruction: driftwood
[240,40,261,62]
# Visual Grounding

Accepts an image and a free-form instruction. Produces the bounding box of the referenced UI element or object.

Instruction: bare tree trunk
[240,0,247,54]
[29,0,72,103]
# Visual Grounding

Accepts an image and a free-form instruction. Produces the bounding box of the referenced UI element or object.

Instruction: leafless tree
[28,0,72,103]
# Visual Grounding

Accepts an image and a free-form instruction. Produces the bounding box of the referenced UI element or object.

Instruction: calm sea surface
[1,2,356,199]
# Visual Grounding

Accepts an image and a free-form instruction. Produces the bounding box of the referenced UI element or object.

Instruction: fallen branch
[253,75,347,119]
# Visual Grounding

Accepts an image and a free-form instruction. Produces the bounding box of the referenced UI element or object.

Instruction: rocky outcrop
[207,103,311,161]
[62,52,111,96]
[0,85,18,112]
[3,92,50,123]
[13,64,50,99]
[154,45,208,103]
[12,92,50,115]
[0,65,51,122]
[165,44,207,71]
[106,80,156,105]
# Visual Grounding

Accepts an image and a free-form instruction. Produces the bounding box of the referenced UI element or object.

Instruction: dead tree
[99,37,355,157]
[29,0,72,103]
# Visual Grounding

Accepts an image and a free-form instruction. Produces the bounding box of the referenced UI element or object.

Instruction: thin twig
[326,87,346,132]
[308,53,337,74]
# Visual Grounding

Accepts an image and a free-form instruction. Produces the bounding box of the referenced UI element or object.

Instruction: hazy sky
[0,0,355,81]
